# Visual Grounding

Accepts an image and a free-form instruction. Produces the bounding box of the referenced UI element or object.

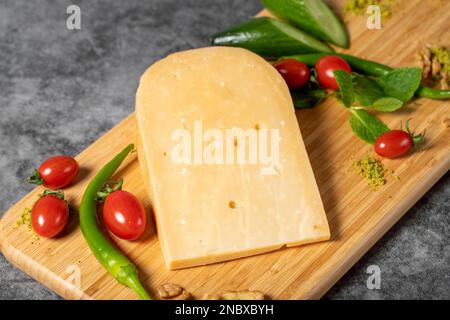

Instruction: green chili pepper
[281,53,450,100]
[79,143,151,300]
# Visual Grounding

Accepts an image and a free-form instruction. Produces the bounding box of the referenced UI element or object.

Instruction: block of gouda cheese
[136,47,329,270]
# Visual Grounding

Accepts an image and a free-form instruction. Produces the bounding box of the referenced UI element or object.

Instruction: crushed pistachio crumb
[353,154,387,189]
[431,47,450,74]
[345,0,396,18]
[15,207,39,240]
[15,207,32,229]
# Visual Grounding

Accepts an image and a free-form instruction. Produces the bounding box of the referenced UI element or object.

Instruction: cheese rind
[136,47,330,270]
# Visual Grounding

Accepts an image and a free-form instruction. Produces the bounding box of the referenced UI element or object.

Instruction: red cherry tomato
[103,191,147,240]
[35,156,79,189]
[374,130,413,158]
[315,56,352,90]
[274,59,310,89]
[31,195,69,238]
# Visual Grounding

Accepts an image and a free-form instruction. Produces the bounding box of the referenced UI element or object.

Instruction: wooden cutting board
[1,0,449,300]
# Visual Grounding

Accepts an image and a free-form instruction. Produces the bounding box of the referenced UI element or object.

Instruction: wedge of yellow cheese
[136,47,330,270]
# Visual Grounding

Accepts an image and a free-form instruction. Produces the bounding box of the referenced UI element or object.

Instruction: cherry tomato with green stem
[374,120,425,158]
[375,130,413,158]
[274,59,310,89]
[99,180,147,241]
[27,156,79,189]
[31,190,69,238]
[315,56,352,90]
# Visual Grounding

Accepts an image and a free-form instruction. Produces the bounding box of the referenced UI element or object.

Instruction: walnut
[170,290,191,300]
[431,57,442,77]
[442,117,450,128]
[416,45,432,79]
[416,44,450,89]
[416,46,432,79]
[201,293,221,300]
[221,290,264,300]
[440,77,449,90]
[440,71,449,90]
[157,283,191,300]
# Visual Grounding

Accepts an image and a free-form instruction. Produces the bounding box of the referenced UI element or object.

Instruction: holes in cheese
[136,47,330,270]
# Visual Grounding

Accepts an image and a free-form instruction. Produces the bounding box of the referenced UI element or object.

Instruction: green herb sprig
[333,67,422,143]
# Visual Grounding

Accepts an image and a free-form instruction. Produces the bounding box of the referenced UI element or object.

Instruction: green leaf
[310,68,320,86]
[291,89,327,109]
[349,108,390,144]
[334,70,354,107]
[370,97,404,112]
[350,73,405,112]
[352,74,385,106]
[376,67,422,102]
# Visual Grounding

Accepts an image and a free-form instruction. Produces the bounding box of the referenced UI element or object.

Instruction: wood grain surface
[1,0,449,300]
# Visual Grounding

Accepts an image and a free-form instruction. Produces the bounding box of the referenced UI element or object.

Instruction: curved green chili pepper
[79,143,151,300]
[282,53,450,100]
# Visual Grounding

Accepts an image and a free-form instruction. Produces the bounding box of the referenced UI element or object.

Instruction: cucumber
[211,17,334,58]
[261,0,350,48]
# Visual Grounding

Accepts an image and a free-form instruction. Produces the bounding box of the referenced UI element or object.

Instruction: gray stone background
[0,0,448,300]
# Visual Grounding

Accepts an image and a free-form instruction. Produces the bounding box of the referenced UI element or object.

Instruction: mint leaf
[370,97,404,112]
[352,74,385,106]
[351,74,405,112]
[291,89,327,109]
[376,67,422,102]
[349,109,389,144]
[334,70,354,108]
